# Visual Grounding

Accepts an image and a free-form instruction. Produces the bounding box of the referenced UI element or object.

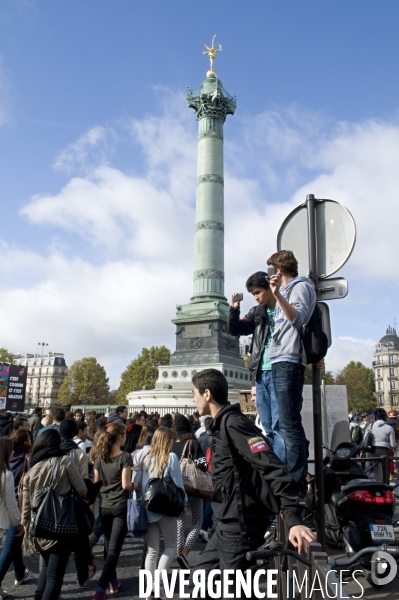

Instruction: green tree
[304,363,335,385]
[0,348,14,364]
[335,361,375,413]
[117,346,171,402]
[58,357,110,406]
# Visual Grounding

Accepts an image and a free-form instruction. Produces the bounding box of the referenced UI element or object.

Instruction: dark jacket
[210,402,303,536]
[0,419,13,437]
[198,432,212,456]
[125,423,142,454]
[10,445,30,497]
[228,305,270,380]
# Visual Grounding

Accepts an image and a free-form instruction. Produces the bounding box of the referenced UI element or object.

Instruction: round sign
[277,199,356,279]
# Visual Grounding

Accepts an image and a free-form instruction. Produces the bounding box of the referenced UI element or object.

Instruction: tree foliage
[0,348,14,364]
[304,363,335,385]
[117,346,171,401]
[335,361,375,413]
[58,357,110,406]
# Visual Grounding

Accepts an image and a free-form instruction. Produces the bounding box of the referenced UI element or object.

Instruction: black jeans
[72,533,92,585]
[191,527,264,599]
[36,542,71,600]
[98,506,127,590]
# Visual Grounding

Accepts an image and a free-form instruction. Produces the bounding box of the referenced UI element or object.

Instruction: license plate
[370,524,395,541]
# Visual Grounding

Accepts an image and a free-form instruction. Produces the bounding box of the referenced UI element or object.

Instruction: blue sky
[1,1,399,388]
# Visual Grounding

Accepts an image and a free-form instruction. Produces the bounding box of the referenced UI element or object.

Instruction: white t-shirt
[73,436,87,453]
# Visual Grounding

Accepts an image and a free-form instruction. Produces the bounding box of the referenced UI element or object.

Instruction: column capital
[186,77,236,122]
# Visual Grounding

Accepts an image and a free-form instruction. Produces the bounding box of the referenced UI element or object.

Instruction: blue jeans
[272,361,307,496]
[0,523,26,585]
[202,497,213,531]
[255,370,286,464]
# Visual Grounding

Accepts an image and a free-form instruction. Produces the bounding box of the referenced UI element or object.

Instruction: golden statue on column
[201,35,222,78]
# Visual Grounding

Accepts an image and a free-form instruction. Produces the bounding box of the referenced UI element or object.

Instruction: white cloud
[4,98,399,388]
[52,126,116,173]
[324,336,376,374]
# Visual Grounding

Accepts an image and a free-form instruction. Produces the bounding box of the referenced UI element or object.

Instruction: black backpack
[288,281,328,364]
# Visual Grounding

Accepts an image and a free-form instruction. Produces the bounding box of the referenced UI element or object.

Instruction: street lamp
[37,342,48,406]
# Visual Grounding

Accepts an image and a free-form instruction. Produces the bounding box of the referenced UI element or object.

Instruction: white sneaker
[199,529,209,543]
[14,568,29,586]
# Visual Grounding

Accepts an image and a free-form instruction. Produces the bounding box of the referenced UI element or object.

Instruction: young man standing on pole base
[267,250,317,497]
[191,368,315,595]
[228,272,285,463]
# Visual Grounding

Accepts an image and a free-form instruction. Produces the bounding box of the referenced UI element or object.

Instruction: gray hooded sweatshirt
[268,276,316,366]
[370,420,396,449]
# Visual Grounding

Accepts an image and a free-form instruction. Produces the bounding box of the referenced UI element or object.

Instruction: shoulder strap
[48,456,62,489]
[219,413,246,536]
[180,440,191,463]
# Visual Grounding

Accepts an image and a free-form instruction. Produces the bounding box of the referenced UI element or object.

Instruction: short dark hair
[246,271,270,293]
[267,250,298,277]
[375,408,388,422]
[13,417,27,431]
[53,408,65,423]
[74,410,83,416]
[33,407,43,415]
[76,421,87,432]
[116,406,127,415]
[192,369,228,405]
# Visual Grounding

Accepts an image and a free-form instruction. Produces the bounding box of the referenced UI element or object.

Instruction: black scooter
[322,420,397,580]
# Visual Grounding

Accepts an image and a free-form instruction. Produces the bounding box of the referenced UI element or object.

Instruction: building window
[390,367,395,376]
[55,368,58,374]
[392,395,397,407]
[377,369,381,377]
[378,395,384,406]
[389,355,395,365]
[32,369,35,375]
[377,381,383,391]
[390,380,396,390]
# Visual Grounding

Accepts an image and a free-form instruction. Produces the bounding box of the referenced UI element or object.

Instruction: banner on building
[0,363,27,412]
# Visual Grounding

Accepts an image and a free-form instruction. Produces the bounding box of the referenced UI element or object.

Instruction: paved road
[1,518,399,599]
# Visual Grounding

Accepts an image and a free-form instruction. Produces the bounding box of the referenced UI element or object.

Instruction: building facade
[373,326,399,409]
[12,352,68,409]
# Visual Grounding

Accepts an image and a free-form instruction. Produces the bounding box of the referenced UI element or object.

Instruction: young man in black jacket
[191,368,314,595]
[228,271,285,463]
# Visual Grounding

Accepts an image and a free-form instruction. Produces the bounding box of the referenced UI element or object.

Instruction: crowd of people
[1,249,379,599]
[349,408,399,479]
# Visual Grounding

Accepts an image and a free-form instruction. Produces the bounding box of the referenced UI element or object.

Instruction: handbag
[127,490,147,537]
[143,469,185,518]
[180,441,213,499]
[30,457,79,540]
[73,493,95,535]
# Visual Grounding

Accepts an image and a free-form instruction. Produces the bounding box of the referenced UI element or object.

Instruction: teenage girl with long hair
[93,423,133,600]
[0,438,25,598]
[134,427,187,600]
[172,414,207,569]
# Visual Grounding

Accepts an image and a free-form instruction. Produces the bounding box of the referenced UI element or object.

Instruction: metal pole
[306,193,326,550]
